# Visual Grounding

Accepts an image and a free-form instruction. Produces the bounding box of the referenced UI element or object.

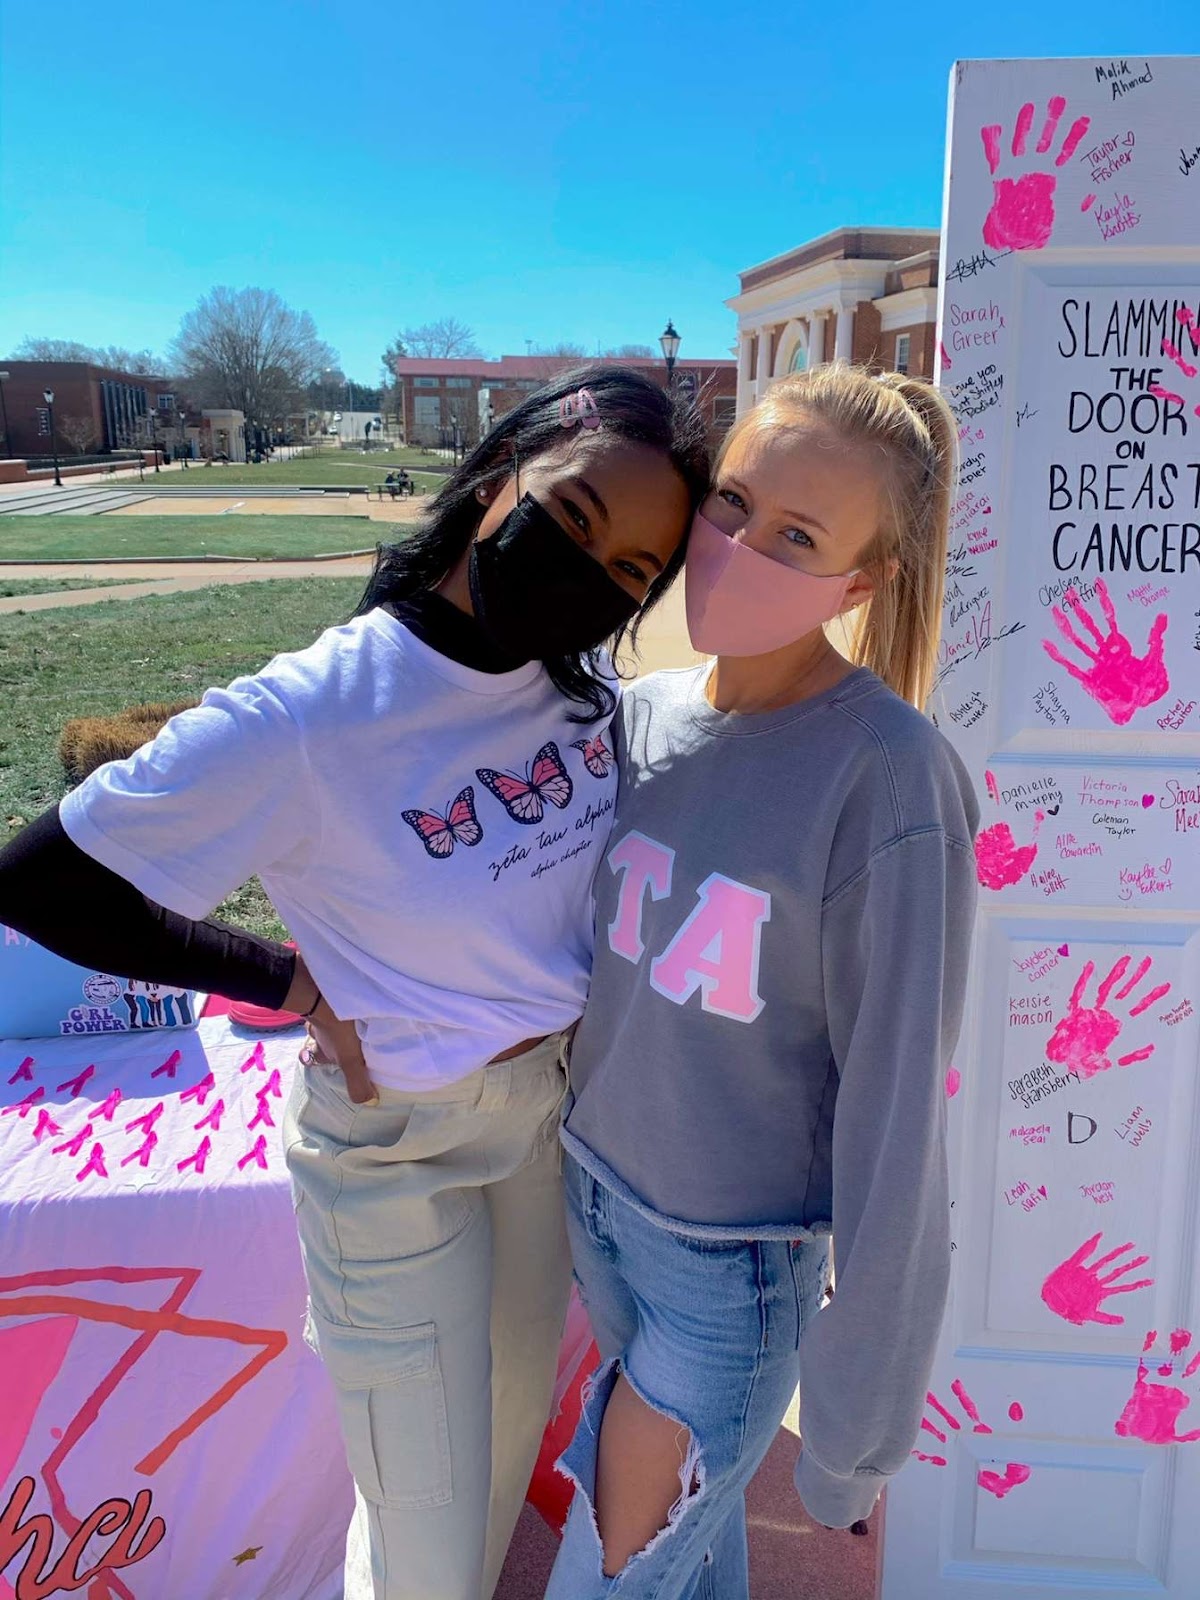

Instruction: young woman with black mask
[0,366,708,1600]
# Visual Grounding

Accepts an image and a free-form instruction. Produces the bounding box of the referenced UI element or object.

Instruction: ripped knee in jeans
[558,1357,705,1580]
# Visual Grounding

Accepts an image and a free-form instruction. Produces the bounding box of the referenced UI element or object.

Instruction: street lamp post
[177,406,189,467]
[43,389,63,487]
[659,319,681,392]
[0,372,11,458]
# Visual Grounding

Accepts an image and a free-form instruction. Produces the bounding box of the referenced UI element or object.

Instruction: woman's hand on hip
[303,998,378,1106]
[287,950,377,1106]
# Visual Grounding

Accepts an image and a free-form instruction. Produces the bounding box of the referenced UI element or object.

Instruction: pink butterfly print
[476,741,574,825]
[401,785,484,859]
[570,733,615,780]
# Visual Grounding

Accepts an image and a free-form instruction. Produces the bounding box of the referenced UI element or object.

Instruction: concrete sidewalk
[0,556,374,615]
[0,458,194,499]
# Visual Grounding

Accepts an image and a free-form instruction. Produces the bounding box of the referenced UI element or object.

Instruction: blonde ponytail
[727,364,958,709]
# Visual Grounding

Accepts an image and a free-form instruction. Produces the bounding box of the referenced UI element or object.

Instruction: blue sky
[0,3,1192,380]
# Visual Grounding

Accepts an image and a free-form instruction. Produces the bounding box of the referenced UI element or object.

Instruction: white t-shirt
[60,609,620,1089]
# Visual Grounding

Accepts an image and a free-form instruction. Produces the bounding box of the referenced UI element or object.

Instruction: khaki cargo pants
[284,1034,571,1600]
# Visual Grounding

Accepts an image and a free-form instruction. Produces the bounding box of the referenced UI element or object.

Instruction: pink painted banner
[0,1018,351,1600]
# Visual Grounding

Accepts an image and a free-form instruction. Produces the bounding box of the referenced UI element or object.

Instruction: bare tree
[7,337,165,373]
[92,345,164,374]
[9,337,97,362]
[169,287,338,432]
[399,318,483,359]
[441,388,480,453]
[521,343,592,381]
[604,343,655,359]
[58,413,99,454]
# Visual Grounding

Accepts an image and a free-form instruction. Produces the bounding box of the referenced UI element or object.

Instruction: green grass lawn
[0,578,143,597]
[183,450,443,491]
[1,578,362,938]
[0,514,386,562]
[302,444,444,469]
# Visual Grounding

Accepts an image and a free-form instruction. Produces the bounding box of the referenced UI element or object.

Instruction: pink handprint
[980,96,1091,251]
[1042,580,1168,725]
[1041,1232,1154,1327]
[1115,1329,1200,1444]
[1046,955,1171,1080]
[912,1380,1031,1498]
[1150,306,1200,419]
[977,1463,1032,1499]
[913,1378,992,1466]
[975,809,1043,890]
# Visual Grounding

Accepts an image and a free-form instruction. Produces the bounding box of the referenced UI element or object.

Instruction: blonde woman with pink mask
[546,364,980,1599]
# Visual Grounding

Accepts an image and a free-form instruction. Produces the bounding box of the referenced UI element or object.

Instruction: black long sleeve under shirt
[0,595,518,1009]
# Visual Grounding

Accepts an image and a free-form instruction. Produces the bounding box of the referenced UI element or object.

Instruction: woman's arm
[794,827,978,1529]
[11,668,379,1101]
[0,805,303,1008]
[0,806,377,1099]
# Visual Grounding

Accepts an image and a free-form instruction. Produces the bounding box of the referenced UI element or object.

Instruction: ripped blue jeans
[546,1151,829,1599]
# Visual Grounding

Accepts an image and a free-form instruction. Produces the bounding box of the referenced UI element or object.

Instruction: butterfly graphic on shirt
[570,733,615,780]
[476,741,574,826]
[401,786,484,859]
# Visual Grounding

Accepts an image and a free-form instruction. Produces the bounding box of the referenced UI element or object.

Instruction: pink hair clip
[558,388,601,430]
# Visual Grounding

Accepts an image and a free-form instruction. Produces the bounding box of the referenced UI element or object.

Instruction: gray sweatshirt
[561,663,980,1527]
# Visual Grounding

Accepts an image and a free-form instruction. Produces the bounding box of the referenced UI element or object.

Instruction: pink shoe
[228,999,303,1032]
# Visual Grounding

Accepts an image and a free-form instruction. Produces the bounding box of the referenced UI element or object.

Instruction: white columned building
[736,333,755,415]
[725,227,940,418]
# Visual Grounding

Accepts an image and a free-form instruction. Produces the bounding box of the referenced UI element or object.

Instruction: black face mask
[468,493,640,660]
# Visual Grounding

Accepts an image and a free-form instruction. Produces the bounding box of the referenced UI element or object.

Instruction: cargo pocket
[305,1307,453,1510]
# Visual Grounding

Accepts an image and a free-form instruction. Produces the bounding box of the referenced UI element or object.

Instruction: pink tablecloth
[0,1016,352,1600]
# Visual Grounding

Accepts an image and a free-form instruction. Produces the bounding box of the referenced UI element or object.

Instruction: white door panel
[882,54,1200,1600]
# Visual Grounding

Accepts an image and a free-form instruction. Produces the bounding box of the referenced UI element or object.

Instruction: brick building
[726,227,939,416]
[0,360,182,459]
[390,354,737,450]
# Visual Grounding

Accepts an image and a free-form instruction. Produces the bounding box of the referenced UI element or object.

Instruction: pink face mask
[684,510,858,657]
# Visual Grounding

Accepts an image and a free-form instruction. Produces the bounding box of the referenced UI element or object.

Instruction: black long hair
[356,364,710,720]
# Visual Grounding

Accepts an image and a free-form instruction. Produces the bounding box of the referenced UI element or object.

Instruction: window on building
[788,344,807,373]
[444,377,473,389]
[894,334,911,375]
[413,377,439,388]
[157,393,175,411]
[713,396,737,425]
[414,396,441,427]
